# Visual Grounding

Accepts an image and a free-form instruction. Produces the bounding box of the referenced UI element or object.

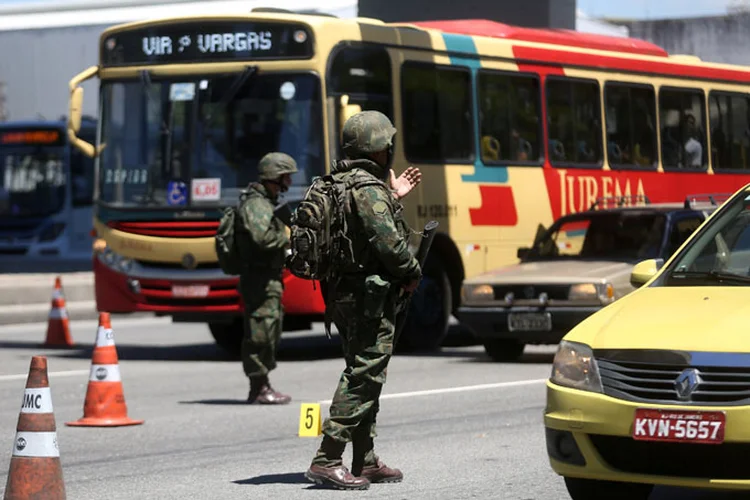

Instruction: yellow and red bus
[67,10,750,353]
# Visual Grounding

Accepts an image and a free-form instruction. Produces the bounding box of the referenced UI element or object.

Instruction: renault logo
[181,253,197,270]
[674,368,702,401]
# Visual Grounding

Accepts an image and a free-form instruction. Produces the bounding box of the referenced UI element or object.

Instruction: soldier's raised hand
[390,166,422,200]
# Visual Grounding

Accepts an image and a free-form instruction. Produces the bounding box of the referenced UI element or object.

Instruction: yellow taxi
[545,183,750,499]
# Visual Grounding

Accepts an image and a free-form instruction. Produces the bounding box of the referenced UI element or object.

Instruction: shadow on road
[179,398,250,406]
[233,472,309,485]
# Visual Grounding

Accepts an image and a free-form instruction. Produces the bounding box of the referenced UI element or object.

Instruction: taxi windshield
[666,191,750,286]
[526,211,667,262]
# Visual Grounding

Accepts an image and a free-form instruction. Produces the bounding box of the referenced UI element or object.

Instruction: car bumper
[456,306,600,343]
[545,380,750,490]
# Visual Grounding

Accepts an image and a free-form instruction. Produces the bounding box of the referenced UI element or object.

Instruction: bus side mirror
[69,87,84,135]
[517,247,530,260]
[67,65,99,158]
[630,258,664,288]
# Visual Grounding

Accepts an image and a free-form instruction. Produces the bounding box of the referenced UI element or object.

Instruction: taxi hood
[575,286,750,353]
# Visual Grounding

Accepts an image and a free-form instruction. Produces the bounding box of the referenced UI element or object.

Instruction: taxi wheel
[209,319,243,356]
[564,477,653,500]
[482,339,525,362]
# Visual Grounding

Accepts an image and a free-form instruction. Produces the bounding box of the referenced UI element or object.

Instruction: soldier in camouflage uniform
[237,152,297,405]
[305,111,423,489]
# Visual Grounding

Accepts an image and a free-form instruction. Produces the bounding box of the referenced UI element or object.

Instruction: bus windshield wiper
[671,269,750,284]
[204,65,258,127]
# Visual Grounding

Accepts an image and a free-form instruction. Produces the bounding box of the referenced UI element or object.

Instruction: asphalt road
[0,317,746,499]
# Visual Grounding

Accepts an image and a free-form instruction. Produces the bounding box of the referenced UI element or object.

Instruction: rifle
[273,202,294,228]
[393,220,439,343]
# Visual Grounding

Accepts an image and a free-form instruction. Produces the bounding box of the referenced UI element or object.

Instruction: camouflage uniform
[306,111,421,490]
[237,152,297,404]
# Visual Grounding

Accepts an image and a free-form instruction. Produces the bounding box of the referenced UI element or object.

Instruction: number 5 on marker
[298,403,321,437]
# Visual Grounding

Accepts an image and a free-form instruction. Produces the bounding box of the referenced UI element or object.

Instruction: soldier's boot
[248,375,291,404]
[352,435,403,483]
[305,436,370,490]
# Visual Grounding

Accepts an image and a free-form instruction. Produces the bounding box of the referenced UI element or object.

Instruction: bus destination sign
[0,128,64,146]
[101,21,314,66]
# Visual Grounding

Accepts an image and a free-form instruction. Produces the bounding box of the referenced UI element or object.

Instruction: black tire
[397,259,452,352]
[564,477,653,500]
[208,319,243,355]
[482,339,525,362]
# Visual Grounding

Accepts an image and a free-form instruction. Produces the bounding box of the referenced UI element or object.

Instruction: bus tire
[482,339,525,362]
[209,319,243,355]
[397,259,451,352]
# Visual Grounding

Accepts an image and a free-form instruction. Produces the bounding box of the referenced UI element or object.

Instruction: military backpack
[287,166,384,281]
[214,191,250,276]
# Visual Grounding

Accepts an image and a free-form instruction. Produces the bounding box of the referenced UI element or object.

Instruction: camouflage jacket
[236,182,289,273]
[332,159,421,282]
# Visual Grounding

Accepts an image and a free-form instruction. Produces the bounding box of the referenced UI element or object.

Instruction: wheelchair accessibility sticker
[167,181,187,206]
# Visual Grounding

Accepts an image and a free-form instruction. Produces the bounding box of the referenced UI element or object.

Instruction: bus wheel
[398,260,451,352]
[209,319,243,355]
[482,339,525,362]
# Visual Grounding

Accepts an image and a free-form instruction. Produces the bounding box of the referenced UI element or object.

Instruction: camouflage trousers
[240,275,284,378]
[312,280,399,467]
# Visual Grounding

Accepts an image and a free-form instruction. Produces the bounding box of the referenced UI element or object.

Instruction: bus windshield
[98,71,324,208]
[0,147,66,217]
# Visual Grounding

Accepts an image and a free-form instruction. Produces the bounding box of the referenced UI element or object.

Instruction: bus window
[401,62,473,164]
[546,77,603,167]
[71,127,95,207]
[477,70,542,164]
[604,82,658,169]
[659,87,707,170]
[709,91,750,171]
[327,45,393,160]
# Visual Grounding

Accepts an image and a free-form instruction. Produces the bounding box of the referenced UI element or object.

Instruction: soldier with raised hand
[305,111,422,490]
[237,152,298,404]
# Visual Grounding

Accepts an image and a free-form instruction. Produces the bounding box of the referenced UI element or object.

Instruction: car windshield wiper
[670,270,750,284]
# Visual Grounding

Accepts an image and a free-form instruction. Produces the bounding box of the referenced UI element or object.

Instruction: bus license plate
[172,285,210,298]
[507,312,551,332]
[632,408,726,444]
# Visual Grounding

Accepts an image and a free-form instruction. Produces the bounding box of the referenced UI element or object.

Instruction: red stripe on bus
[512,46,750,84]
[469,185,518,226]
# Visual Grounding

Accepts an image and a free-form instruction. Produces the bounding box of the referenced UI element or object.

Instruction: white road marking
[0,369,89,383]
[318,378,548,404]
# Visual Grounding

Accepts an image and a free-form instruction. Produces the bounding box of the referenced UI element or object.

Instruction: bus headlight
[101,248,117,266]
[461,284,494,303]
[117,258,133,273]
[38,222,66,242]
[550,341,603,394]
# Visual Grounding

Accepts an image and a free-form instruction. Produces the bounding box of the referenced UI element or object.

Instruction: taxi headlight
[461,284,494,303]
[550,340,603,393]
[569,283,614,304]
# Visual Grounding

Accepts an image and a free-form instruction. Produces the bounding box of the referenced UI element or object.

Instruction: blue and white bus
[0,119,96,272]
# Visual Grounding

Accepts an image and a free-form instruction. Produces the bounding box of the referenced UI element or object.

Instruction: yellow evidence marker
[299,403,322,437]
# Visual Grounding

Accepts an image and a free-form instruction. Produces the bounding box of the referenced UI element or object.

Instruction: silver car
[457,196,721,362]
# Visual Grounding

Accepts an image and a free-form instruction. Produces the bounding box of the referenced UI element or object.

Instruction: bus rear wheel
[209,319,243,355]
[397,259,451,353]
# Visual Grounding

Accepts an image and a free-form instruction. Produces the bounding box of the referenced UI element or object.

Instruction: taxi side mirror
[517,247,530,260]
[630,258,664,288]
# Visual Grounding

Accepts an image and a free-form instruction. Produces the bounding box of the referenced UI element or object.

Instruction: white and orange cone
[3,356,66,500]
[43,277,73,348]
[66,312,144,427]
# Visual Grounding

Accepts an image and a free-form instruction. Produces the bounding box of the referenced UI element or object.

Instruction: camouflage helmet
[342,110,397,159]
[258,152,298,181]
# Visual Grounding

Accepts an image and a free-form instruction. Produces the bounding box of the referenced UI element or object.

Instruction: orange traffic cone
[66,312,144,427]
[3,356,66,500]
[43,276,73,348]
